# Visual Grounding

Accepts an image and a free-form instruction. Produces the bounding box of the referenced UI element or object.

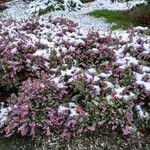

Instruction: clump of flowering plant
[3,75,68,137]
[0,16,149,140]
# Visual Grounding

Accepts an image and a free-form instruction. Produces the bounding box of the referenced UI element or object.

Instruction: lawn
[88,9,132,29]
[89,4,150,30]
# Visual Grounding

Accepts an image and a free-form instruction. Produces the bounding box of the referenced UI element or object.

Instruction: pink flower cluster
[0,16,149,138]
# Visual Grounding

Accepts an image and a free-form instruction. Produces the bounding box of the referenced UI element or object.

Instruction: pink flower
[59,129,71,139]
[122,125,133,135]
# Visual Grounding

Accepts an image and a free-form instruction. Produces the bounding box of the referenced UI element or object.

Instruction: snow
[1,0,29,19]
[48,0,145,31]
[52,77,64,89]
[136,105,149,119]
[106,95,113,105]
[0,103,11,128]
[142,66,150,72]
[104,81,114,88]
[33,50,49,59]
[93,76,100,82]
[88,68,97,75]
[58,102,79,117]
[1,0,146,31]
[99,72,112,78]
[134,26,148,31]
[114,87,135,100]
[114,87,125,98]
[117,55,139,69]
[58,105,68,114]
[134,73,150,91]
[94,85,100,95]
[61,67,81,76]
[85,73,93,81]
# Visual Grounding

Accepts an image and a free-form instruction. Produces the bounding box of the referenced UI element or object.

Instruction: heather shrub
[0,37,49,100]
[3,77,66,137]
[0,17,53,97]
[0,16,149,140]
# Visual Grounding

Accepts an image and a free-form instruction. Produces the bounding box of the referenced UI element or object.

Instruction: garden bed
[0,15,150,149]
[0,0,150,149]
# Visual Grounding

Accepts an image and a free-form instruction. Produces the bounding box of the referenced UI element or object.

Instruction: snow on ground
[1,0,29,19]
[58,102,79,117]
[0,103,11,128]
[83,0,146,11]
[1,0,146,31]
[28,0,146,31]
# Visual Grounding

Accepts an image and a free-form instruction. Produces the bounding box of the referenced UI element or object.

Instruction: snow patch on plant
[0,15,149,138]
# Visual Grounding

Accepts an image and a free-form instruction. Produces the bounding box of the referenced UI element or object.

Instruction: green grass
[89,3,150,30]
[88,9,133,30]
